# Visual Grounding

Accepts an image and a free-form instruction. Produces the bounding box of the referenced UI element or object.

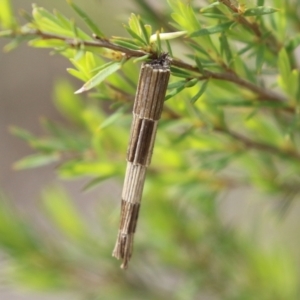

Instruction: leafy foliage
[1,0,300,299]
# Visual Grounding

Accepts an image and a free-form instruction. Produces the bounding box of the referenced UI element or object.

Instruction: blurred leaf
[191,80,209,103]
[285,34,300,52]
[42,187,89,241]
[200,1,221,12]
[190,21,234,37]
[98,107,125,130]
[150,30,186,43]
[0,193,40,253]
[66,0,105,37]
[243,6,278,16]
[53,79,84,125]
[75,61,123,93]
[14,153,60,170]
[28,38,66,48]
[82,176,113,191]
[165,85,185,100]
[256,44,265,73]
[10,126,36,141]
[219,32,232,65]
[170,66,193,78]
[0,0,17,29]
[112,38,141,50]
[58,160,118,178]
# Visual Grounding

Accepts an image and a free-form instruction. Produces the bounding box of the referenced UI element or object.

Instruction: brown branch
[20,30,291,110]
[171,59,289,105]
[215,127,300,161]
[219,0,281,53]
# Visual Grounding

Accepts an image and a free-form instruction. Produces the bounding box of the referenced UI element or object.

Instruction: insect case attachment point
[112,54,170,269]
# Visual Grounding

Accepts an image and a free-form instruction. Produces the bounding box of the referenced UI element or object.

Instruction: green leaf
[28,38,66,48]
[82,176,113,191]
[170,66,193,78]
[167,80,186,90]
[150,31,186,43]
[165,85,185,100]
[201,13,229,20]
[155,30,162,53]
[67,68,87,81]
[133,54,150,63]
[138,17,150,44]
[98,107,125,130]
[53,79,84,125]
[200,1,221,12]
[165,39,173,57]
[195,56,204,73]
[0,0,17,29]
[244,6,278,16]
[285,34,300,52]
[219,33,232,65]
[128,13,141,36]
[190,21,234,37]
[123,25,146,45]
[58,160,118,178]
[0,193,39,253]
[256,45,265,74]
[191,80,209,103]
[112,38,141,50]
[66,0,104,37]
[10,126,36,141]
[185,78,198,88]
[278,48,291,85]
[75,61,122,93]
[14,153,60,170]
[42,187,89,241]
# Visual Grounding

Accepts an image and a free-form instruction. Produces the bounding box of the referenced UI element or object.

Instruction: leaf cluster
[1,0,300,299]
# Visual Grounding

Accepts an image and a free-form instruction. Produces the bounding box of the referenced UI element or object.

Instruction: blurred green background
[1,0,300,299]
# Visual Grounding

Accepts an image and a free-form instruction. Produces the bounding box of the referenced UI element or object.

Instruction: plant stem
[219,0,281,54]
[21,29,291,111]
[215,127,300,161]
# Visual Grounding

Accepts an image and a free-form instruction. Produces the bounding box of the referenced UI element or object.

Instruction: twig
[219,0,281,54]
[19,30,290,110]
[215,127,300,161]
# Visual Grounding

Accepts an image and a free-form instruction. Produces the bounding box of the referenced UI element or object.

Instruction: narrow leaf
[83,176,113,191]
[123,25,146,45]
[99,107,125,130]
[165,40,173,57]
[195,56,204,73]
[66,0,104,37]
[256,45,265,74]
[138,18,150,44]
[278,48,291,84]
[219,33,232,65]
[14,153,59,170]
[75,61,122,94]
[200,1,221,12]
[244,6,278,16]
[167,80,186,90]
[191,80,209,103]
[0,0,17,29]
[42,187,88,240]
[201,13,229,20]
[170,66,192,78]
[165,85,185,100]
[190,21,234,37]
[150,31,186,43]
[156,30,162,53]
[185,78,198,88]
[112,39,141,50]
